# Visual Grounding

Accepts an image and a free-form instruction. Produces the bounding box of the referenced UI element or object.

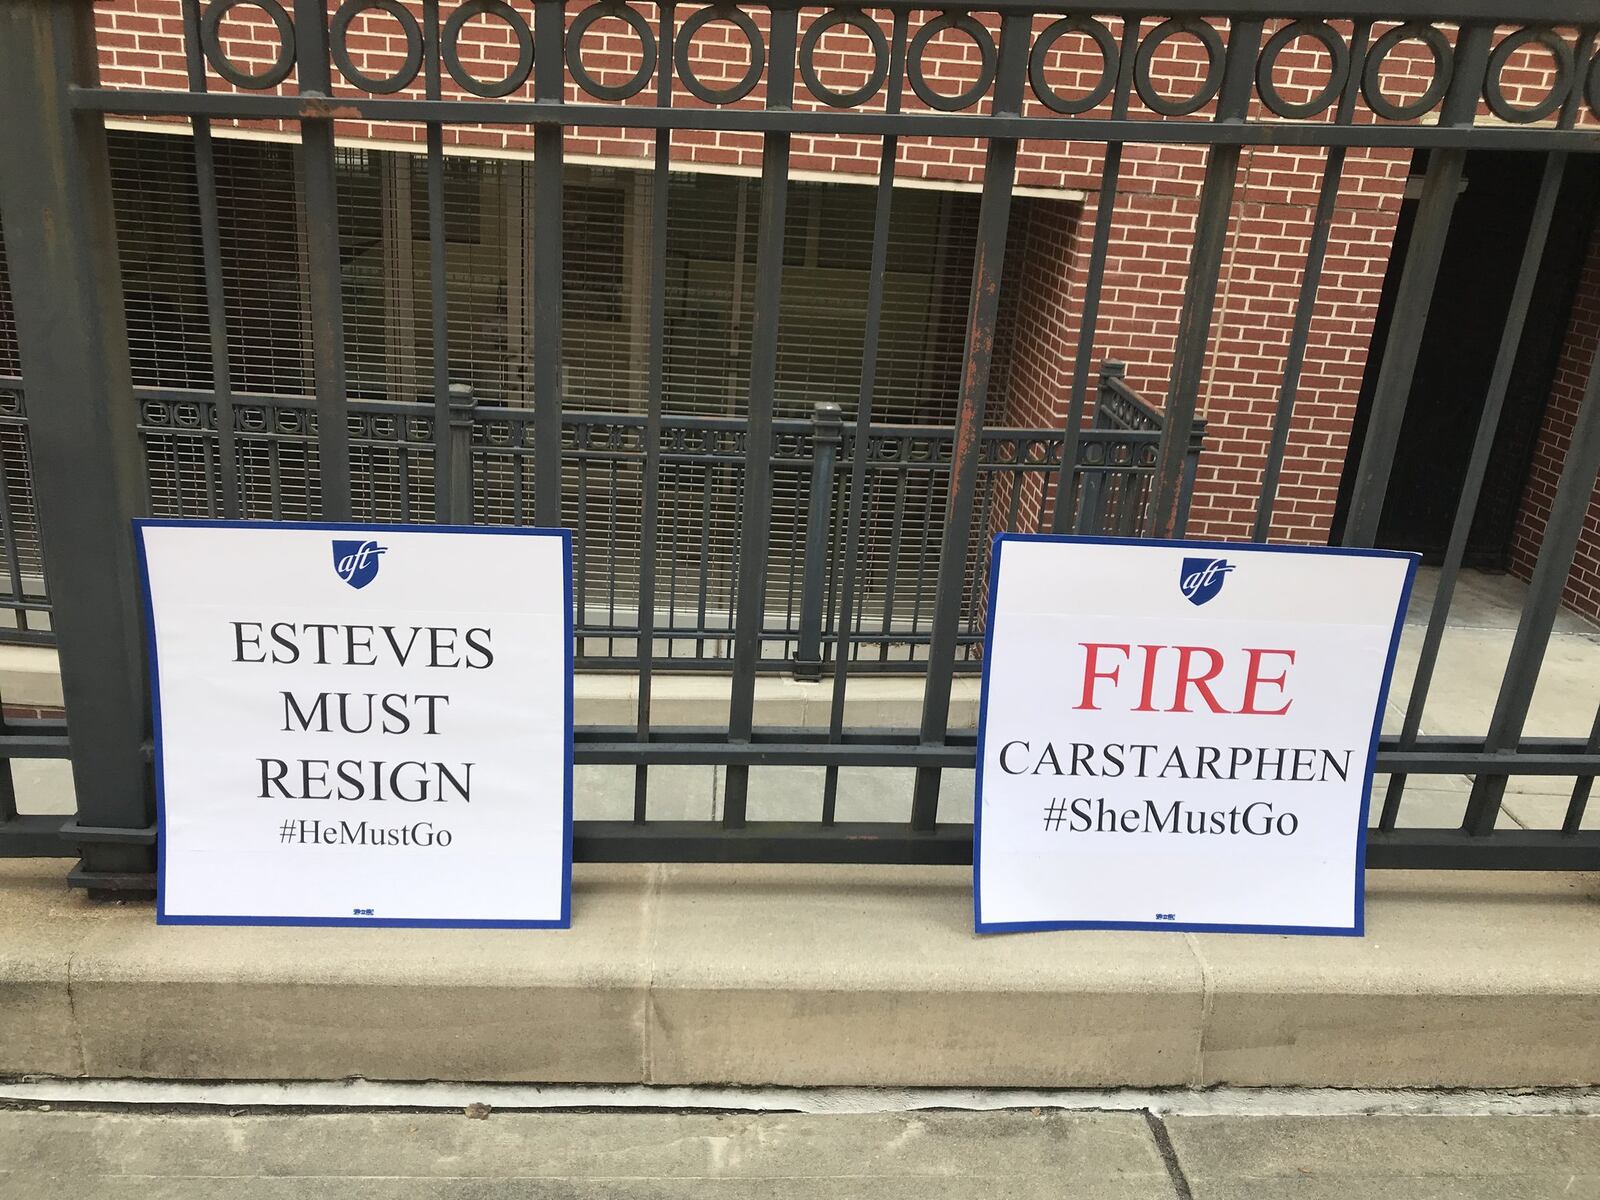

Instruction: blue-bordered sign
[974,533,1416,937]
[135,520,574,929]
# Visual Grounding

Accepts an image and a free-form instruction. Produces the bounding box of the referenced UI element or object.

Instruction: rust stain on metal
[298,97,362,120]
[947,244,1003,506]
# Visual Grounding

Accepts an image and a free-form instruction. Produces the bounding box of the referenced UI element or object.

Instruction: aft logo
[1180,557,1233,606]
[332,539,386,590]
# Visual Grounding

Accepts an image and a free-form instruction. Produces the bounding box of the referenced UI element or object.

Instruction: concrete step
[4,858,1600,1087]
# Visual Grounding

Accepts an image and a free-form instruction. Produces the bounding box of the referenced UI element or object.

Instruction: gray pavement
[0,1108,1597,1198]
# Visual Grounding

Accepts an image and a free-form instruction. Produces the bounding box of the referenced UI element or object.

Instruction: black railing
[0,0,1596,889]
[0,361,1198,671]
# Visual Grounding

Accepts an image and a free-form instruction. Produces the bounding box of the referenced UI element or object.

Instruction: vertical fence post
[293,0,352,521]
[1143,19,1260,540]
[1077,360,1123,534]
[1174,418,1207,538]
[909,11,1029,830]
[0,0,154,891]
[792,402,842,681]
[722,3,799,825]
[1342,24,1489,547]
[1462,335,1600,835]
[447,383,475,525]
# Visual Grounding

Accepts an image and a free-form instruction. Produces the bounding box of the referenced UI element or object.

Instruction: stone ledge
[2,859,1598,1087]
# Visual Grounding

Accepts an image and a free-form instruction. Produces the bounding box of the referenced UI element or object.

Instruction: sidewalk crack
[640,862,663,1085]
[64,945,86,1077]
[1181,932,1215,1088]
[1142,1109,1196,1200]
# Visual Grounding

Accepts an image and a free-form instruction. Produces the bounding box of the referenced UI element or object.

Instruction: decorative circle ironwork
[330,0,423,94]
[1256,20,1349,119]
[1360,22,1451,122]
[1484,27,1572,124]
[675,7,766,106]
[799,9,889,108]
[1133,18,1224,117]
[201,0,296,90]
[907,14,998,112]
[1027,16,1118,115]
[442,0,534,98]
[568,2,658,101]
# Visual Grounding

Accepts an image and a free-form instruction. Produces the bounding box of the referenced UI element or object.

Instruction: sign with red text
[974,534,1415,936]
[135,520,572,928]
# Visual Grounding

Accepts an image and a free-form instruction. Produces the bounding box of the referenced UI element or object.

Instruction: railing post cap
[448,382,476,409]
[813,401,844,444]
[1100,360,1127,378]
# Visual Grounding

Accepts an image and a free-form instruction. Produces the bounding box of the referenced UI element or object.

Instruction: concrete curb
[3,860,1599,1087]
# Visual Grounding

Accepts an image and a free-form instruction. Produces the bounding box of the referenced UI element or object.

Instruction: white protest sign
[136,520,572,928]
[974,534,1415,936]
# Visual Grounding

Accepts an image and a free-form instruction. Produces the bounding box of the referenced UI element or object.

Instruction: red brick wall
[1000,197,1078,430]
[1509,217,1600,621]
[90,5,1594,550]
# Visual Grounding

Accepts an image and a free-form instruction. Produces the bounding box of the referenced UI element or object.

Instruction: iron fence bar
[1145,18,1261,538]
[582,438,595,630]
[636,2,676,824]
[576,821,975,865]
[1342,25,1492,544]
[572,727,1599,770]
[792,403,841,680]
[1252,144,1347,541]
[67,90,1600,155]
[1562,29,1598,129]
[1340,147,1466,546]
[0,419,31,625]
[447,384,474,523]
[0,815,73,858]
[0,0,153,892]
[424,0,451,520]
[532,0,565,529]
[1077,364,1116,532]
[1002,453,1024,531]
[696,462,714,659]
[294,0,351,521]
[909,10,1029,831]
[573,823,1600,869]
[723,3,799,828]
[1379,152,1567,830]
[1439,24,1494,129]
[1053,144,1120,534]
[1173,419,1205,536]
[181,0,238,519]
[1051,14,1138,534]
[1564,704,1600,835]
[0,706,15,832]
[1463,332,1600,835]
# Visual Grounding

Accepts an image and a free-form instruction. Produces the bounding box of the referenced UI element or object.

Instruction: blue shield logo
[1179,556,1233,606]
[332,539,386,590]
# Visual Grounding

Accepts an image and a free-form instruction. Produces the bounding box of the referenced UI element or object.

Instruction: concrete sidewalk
[0,1107,1597,1199]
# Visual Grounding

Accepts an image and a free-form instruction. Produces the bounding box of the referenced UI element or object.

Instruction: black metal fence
[0,0,1597,890]
[0,361,1193,671]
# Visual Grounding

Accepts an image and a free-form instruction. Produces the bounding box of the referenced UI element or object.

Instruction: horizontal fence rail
[0,0,1597,888]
